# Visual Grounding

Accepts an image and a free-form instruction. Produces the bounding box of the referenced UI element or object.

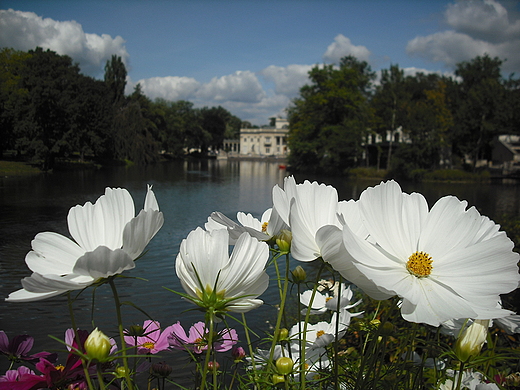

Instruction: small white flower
[175,228,270,314]
[300,282,362,316]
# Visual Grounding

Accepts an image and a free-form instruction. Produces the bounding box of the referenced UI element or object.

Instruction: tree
[287,55,375,173]
[371,65,409,169]
[111,84,161,164]
[0,48,31,157]
[11,48,84,169]
[452,55,507,169]
[104,55,127,105]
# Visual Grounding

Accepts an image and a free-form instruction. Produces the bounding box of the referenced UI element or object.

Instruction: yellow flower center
[261,222,269,232]
[142,342,155,350]
[325,297,332,302]
[406,251,433,278]
[316,330,325,338]
[55,364,65,371]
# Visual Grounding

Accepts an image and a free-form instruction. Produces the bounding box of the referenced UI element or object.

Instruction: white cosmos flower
[175,227,270,314]
[6,186,164,302]
[291,308,352,350]
[207,186,289,244]
[300,281,363,316]
[342,180,520,326]
[275,176,342,262]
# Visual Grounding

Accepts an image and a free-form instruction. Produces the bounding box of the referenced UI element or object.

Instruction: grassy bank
[0,160,41,177]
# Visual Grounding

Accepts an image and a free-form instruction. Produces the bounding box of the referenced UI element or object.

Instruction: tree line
[0,48,244,170]
[287,55,520,177]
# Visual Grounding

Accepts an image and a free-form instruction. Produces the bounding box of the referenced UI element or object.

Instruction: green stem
[333,276,343,390]
[67,293,95,390]
[108,278,134,390]
[454,361,465,390]
[201,309,216,390]
[300,261,326,390]
[268,253,291,368]
[242,313,259,385]
[96,364,107,390]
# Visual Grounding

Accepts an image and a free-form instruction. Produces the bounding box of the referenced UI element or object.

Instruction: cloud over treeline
[0,9,129,77]
[407,0,520,74]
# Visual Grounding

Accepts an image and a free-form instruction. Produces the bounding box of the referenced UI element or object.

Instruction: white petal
[6,288,63,302]
[433,234,520,301]
[21,272,92,292]
[300,289,326,310]
[122,209,164,259]
[237,212,262,231]
[419,196,484,259]
[25,232,84,275]
[67,188,135,251]
[400,278,478,326]
[73,246,135,279]
[144,185,159,211]
[176,227,229,294]
[221,232,269,299]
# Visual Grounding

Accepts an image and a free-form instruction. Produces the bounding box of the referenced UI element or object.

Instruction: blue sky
[1,0,519,125]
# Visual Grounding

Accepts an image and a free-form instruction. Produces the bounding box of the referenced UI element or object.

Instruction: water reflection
[1,160,519,375]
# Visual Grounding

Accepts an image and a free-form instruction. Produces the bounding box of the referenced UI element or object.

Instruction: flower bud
[207,361,220,372]
[231,346,246,362]
[84,328,111,363]
[125,324,145,337]
[454,319,489,362]
[291,265,306,284]
[275,356,294,375]
[152,361,172,378]
[272,374,285,384]
[115,366,128,378]
[276,328,289,341]
[275,230,292,253]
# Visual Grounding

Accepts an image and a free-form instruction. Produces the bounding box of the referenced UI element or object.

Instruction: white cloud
[260,64,312,97]
[0,9,129,76]
[134,76,200,101]
[445,0,520,42]
[196,71,266,103]
[406,0,520,74]
[323,34,371,64]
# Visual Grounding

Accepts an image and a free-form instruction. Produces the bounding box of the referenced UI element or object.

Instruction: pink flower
[124,320,175,354]
[168,321,238,354]
[0,331,57,364]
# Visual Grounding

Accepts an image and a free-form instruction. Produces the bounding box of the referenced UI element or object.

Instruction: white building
[240,117,289,157]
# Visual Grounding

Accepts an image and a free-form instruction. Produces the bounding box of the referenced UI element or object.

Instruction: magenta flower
[124,320,175,354]
[0,354,86,390]
[0,365,44,390]
[168,321,238,354]
[0,331,56,364]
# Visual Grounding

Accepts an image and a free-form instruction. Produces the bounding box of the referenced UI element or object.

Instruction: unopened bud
[455,319,489,362]
[277,328,289,341]
[291,265,306,283]
[125,324,145,337]
[275,356,294,375]
[272,374,285,384]
[275,230,292,253]
[152,361,172,377]
[207,361,220,372]
[231,346,246,362]
[85,328,111,363]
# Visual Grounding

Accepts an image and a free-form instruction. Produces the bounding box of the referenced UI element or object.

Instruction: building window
[266,147,270,154]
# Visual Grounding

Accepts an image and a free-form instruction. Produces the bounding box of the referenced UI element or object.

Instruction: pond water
[1,159,520,380]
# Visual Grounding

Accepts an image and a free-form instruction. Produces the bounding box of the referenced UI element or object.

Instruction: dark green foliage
[287,56,375,174]
[0,48,244,167]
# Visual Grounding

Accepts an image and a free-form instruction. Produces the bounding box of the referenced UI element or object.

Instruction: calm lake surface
[1,159,520,376]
